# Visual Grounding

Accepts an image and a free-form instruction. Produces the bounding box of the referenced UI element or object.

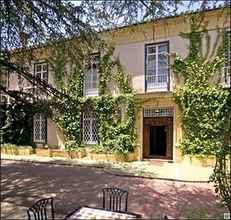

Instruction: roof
[104,5,227,33]
[10,6,229,54]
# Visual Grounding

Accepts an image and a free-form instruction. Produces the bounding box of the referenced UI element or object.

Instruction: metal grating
[82,110,98,144]
[33,113,46,143]
[144,108,173,117]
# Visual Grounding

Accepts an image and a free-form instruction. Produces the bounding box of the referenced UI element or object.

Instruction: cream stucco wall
[47,119,65,149]
[103,8,230,161]
[113,35,189,93]
[106,9,230,94]
[6,9,230,159]
[135,92,182,161]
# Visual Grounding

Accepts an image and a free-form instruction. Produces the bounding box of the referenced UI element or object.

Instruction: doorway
[143,117,173,159]
[149,126,166,156]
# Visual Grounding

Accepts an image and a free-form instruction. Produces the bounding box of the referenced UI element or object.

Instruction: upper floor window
[34,62,48,97]
[84,53,99,96]
[224,31,230,87]
[34,62,48,82]
[145,42,169,91]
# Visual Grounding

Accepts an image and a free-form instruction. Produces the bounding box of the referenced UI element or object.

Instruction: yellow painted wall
[101,8,230,162]
[47,119,65,149]
[134,92,182,161]
[7,9,230,164]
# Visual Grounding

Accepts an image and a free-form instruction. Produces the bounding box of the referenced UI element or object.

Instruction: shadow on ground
[1,160,225,219]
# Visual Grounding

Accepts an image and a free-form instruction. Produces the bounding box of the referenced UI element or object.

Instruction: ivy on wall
[0,101,51,146]
[172,14,231,211]
[49,46,136,155]
[172,15,230,156]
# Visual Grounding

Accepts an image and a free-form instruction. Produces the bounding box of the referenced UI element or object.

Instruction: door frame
[143,116,173,159]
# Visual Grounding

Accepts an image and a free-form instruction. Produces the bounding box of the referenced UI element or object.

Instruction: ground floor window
[33,113,46,143]
[82,110,98,144]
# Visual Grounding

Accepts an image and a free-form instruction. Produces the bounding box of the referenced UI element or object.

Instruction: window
[144,108,173,117]
[0,68,9,104]
[224,31,231,87]
[84,54,99,96]
[34,62,48,97]
[145,42,169,91]
[82,110,98,144]
[33,113,46,143]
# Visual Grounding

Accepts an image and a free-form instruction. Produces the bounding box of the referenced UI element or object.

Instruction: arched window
[84,53,99,96]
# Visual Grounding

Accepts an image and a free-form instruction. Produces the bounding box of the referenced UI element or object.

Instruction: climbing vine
[49,46,136,155]
[172,14,231,212]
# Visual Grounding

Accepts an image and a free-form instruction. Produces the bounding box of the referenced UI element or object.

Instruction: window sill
[146,88,169,92]
[84,90,99,97]
[83,142,98,145]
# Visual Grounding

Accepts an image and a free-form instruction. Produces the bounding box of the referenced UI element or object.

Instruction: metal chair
[27,197,55,220]
[102,187,128,212]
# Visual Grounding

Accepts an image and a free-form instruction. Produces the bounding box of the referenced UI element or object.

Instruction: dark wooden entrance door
[149,126,166,156]
[143,117,173,159]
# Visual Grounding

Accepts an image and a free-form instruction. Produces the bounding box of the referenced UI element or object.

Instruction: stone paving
[2,154,213,182]
[1,160,226,219]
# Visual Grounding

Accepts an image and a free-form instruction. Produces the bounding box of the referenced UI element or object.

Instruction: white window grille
[33,113,46,143]
[84,54,99,96]
[146,42,169,91]
[34,62,48,98]
[82,110,98,144]
[144,108,173,117]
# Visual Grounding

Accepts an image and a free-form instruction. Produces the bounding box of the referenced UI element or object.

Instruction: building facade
[1,8,230,162]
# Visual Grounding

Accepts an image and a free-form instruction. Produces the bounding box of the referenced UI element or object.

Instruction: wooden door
[143,117,173,159]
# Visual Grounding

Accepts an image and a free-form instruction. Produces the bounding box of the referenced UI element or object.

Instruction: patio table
[64,206,141,219]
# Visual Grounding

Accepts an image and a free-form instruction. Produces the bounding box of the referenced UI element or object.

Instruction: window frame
[82,110,98,145]
[145,41,170,92]
[33,113,47,144]
[223,31,231,87]
[84,53,100,96]
[33,61,49,97]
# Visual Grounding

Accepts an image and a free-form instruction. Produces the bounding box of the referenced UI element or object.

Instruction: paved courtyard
[1,160,226,219]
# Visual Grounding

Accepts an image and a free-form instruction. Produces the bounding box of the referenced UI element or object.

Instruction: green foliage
[50,48,136,154]
[173,16,230,156]
[0,101,52,146]
[1,143,33,149]
[173,16,231,212]
[173,58,230,155]
[210,144,231,212]
[96,94,135,155]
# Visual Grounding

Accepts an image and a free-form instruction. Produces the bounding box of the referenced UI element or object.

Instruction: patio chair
[102,187,128,212]
[27,197,55,220]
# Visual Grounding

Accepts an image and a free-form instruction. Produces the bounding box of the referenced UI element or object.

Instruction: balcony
[146,72,169,91]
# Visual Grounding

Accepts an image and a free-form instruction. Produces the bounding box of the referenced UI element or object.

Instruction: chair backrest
[102,187,128,212]
[27,197,54,220]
